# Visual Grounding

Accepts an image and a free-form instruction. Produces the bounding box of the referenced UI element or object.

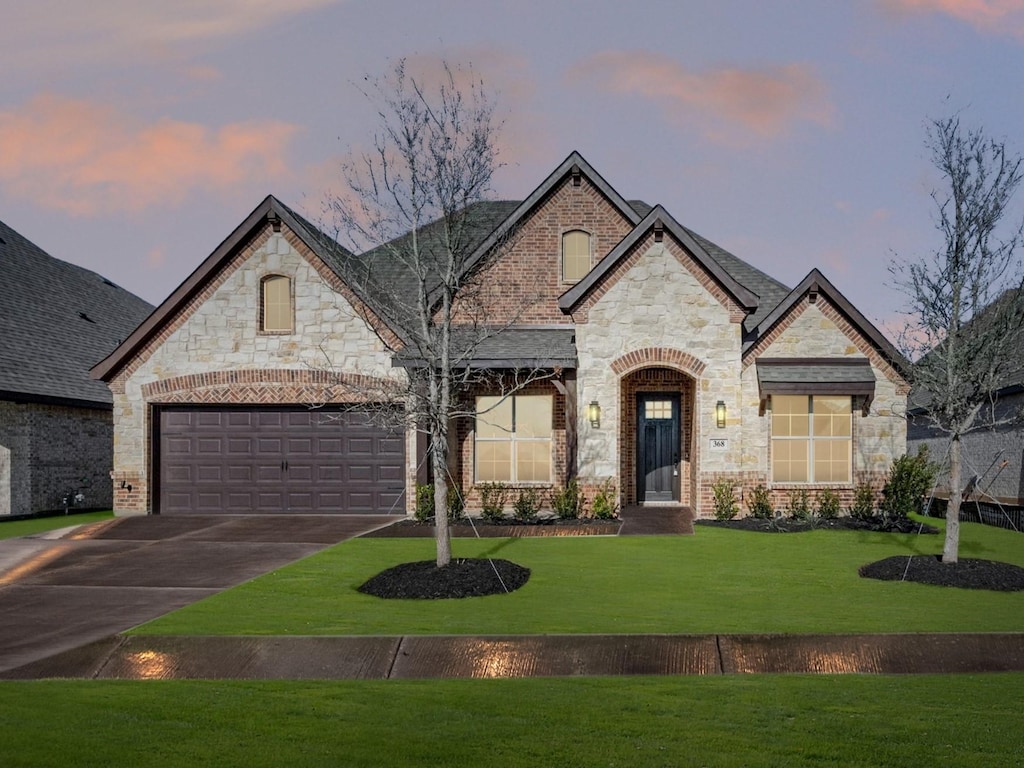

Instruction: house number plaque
[709,438,728,451]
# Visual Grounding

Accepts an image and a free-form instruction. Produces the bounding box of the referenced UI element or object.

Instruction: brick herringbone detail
[610,348,708,377]
[142,369,400,405]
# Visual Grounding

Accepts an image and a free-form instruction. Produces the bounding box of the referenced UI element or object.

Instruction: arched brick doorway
[618,367,695,506]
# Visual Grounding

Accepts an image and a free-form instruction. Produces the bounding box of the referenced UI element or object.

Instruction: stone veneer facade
[109,224,406,515]
[571,239,745,515]
[563,237,907,518]
[101,160,909,520]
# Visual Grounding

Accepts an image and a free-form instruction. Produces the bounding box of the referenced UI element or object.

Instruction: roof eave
[559,205,760,313]
[460,151,644,281]
[744,269,910,377]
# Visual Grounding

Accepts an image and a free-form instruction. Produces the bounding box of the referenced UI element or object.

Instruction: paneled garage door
[157,407,405,514]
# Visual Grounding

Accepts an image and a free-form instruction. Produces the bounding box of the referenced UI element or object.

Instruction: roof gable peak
[559,204,759,313]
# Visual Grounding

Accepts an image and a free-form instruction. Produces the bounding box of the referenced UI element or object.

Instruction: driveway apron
[0,514,401,673]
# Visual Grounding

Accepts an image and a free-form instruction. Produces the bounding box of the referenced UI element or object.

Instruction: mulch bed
[357,558,530,599]
[696,517,939,534]
[363,518,621,538]
[700,517,1023,592]
[859,555,1024,591]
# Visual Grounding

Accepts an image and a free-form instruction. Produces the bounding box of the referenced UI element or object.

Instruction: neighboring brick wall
[460,176,636,325]
[908,392,1024,505]
[0,400,113,515]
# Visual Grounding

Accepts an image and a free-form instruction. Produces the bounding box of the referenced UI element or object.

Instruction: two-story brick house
[92,152,909,518]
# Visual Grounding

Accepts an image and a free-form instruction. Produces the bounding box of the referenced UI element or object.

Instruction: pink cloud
[568,52,834,146]
[878,0,1024,37]
[0,94,300,215]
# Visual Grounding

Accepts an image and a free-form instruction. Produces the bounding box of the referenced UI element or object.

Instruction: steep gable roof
[0,218,153,408]
[91,195,364,382]
[744,268,908,375]
[558,205,760,314]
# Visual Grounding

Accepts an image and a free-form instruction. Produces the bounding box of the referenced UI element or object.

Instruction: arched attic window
[261,275,293,333]
[562,230,592,283]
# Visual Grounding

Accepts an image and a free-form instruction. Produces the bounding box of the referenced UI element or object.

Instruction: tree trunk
[430,425,451,568]
[943,434,961,564]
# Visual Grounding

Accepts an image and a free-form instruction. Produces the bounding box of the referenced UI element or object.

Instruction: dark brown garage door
[157,407,405,514]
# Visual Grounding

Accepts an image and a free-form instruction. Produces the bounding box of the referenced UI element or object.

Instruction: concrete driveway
[0,514,401,674]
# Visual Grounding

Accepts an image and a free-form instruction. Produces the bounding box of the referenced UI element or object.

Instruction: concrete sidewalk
[3,632,1023,680]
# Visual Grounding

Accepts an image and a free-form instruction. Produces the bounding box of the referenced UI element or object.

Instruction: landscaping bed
[699,515,1024,592]
[859,555,1024,591]
[696,516,938,534]
[363,517,621,538]
[357,557,531,599]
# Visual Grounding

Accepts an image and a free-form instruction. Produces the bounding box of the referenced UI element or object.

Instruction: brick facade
[463,176,635,325]
[0,401,114,515]
[451,378,568,513]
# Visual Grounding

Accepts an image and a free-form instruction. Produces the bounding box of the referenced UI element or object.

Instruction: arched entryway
[618,367,696,506]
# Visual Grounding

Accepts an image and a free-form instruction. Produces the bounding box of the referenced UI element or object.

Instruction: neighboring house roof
[0,219,153,409]
[907,287,1024,415]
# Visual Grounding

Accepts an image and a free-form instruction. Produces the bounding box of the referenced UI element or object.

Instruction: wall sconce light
[715,400,727,429]
[588,400,601,428]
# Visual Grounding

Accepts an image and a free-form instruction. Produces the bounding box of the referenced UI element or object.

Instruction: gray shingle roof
[683,229,792,335]
[0,219,153,407]
[395,328,577,369]
[756,358,876,396]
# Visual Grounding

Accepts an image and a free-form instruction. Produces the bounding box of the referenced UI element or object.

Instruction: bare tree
[892,115,1024,563]
[320,60,541,567]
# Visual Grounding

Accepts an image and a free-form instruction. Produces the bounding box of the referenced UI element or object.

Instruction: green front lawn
[137,516,1024,636]
[1,674,1020,767]
[0,510,113,540]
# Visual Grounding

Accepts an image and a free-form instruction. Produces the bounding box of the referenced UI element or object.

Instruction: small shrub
[478,482,508,523]
[787,488,812,521]
[591,479,619,520]
[446,485,465,522]
[512,488,541,522]
[415,483,465,523]
[849,483,876,521]
[551,479,583,520]
[415,483,434,523]
[816,488,841,520]
[746,484,774,520]
[881,446,937,521]
[711,479,739,520]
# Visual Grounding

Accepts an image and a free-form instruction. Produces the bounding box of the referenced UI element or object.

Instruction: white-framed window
[475,395,553,483]
[261,275,292,333]
[562,230,591,282]
[771,395,851,483]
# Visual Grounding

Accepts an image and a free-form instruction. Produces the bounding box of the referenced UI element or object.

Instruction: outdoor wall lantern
[715,400,727,429]
[588,400,601,428]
